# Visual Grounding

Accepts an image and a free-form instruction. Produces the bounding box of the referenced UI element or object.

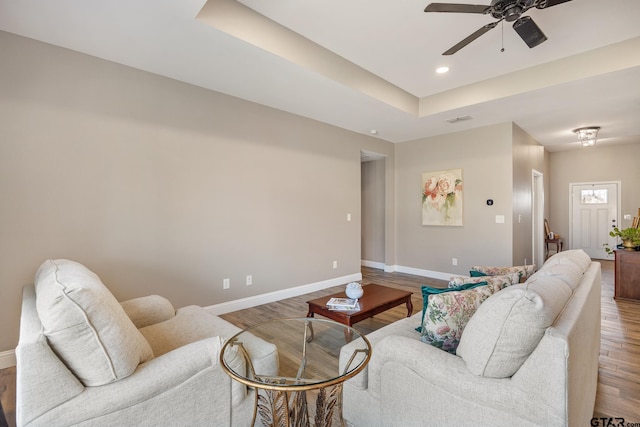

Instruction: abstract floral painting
[422,168,463,226]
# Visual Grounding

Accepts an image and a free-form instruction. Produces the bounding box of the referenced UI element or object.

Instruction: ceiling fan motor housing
[490,0,536,21]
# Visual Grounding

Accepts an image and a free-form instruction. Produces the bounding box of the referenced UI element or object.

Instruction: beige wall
[512,124,546,265]
[394,123,518,275]
[0,31,395,352]
[4,28,617,355]
[548,142,640,249]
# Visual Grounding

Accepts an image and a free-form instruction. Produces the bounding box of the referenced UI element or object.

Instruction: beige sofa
[16,259,278,427]
[340,250,601,427]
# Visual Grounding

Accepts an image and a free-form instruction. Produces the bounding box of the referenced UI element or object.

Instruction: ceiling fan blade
[424,3,489,14]
[512,16,547,48]
[442,21,499,55]
[536,0,572,9]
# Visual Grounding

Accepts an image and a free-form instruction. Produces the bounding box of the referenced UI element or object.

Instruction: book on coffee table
[328,302,360,312]
[326,297,359,310]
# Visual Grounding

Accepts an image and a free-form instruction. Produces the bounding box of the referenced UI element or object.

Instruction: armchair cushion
[34,259,154,386]
[120,295,176,328]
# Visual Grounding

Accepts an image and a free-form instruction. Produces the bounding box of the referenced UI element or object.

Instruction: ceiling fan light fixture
[573,126,600,147]
[513,16,548,48]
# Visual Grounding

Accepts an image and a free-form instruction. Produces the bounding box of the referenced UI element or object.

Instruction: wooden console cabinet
[614,249,640,301]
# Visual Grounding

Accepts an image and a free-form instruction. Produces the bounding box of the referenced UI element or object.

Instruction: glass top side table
[220,318,371,427]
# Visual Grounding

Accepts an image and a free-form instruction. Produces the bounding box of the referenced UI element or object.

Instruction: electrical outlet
[333,260,338,269]
[246,275,252,286]
[452,258,458,266]
[223,278,230,290]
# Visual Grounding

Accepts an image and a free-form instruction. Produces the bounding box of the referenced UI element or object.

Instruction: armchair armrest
[120,294,176,328]
[31,337,244,426]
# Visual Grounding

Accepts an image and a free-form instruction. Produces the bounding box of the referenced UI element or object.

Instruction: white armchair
[16,259,277,427]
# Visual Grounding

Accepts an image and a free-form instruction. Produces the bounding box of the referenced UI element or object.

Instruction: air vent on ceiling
[446,115,472,123]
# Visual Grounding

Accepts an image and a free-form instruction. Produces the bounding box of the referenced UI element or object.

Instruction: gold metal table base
[221,320,370,427]
[254,383,343,427]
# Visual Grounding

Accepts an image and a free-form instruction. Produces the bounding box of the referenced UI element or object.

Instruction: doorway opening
[361,150,386,270]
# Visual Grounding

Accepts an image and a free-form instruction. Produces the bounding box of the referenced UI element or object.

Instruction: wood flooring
[1,261,639,425]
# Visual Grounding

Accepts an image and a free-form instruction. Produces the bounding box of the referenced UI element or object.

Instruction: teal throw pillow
[469,270,488,277]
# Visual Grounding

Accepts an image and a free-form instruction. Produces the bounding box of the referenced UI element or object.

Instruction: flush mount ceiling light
[573,126,601,147]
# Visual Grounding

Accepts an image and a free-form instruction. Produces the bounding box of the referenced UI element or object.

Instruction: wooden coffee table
[306,284,413,341]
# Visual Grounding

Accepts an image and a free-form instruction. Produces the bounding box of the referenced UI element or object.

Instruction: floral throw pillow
[418,281,487,330]
[470,265,535,283]
[448,273,519,288]
[420,280,511,354]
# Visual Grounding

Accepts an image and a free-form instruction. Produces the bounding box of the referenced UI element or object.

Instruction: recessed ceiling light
[436,66,450,74]
[369,129,379,135]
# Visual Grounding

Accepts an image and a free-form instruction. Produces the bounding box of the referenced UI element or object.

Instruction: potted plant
[604,227,640,254]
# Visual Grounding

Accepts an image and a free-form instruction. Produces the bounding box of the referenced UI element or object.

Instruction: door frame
[532,170,544,268]
[569,180,621,258]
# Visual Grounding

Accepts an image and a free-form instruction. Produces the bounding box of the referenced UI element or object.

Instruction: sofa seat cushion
[457,276,572,378]
[420,276,514,353]
[35,259,154,386]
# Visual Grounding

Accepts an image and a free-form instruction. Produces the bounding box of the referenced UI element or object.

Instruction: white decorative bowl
[345,282,364,299]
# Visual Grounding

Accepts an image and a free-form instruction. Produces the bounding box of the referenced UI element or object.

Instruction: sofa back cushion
[529,262,584,290]
[545,249,591,271]
[456,276,572,378]
[531,249,590,290]
[35,259,154,386]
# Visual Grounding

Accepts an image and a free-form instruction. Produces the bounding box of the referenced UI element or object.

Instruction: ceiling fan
[424,0,573,55]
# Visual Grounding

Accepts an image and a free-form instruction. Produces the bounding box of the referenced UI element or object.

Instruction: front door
[570,182,619,259]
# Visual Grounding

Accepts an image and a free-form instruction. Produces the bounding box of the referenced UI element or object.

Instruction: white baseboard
[0,350,16,369]
[387,265,453,282]
[361,260,385,270]
[205,272,362,316]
